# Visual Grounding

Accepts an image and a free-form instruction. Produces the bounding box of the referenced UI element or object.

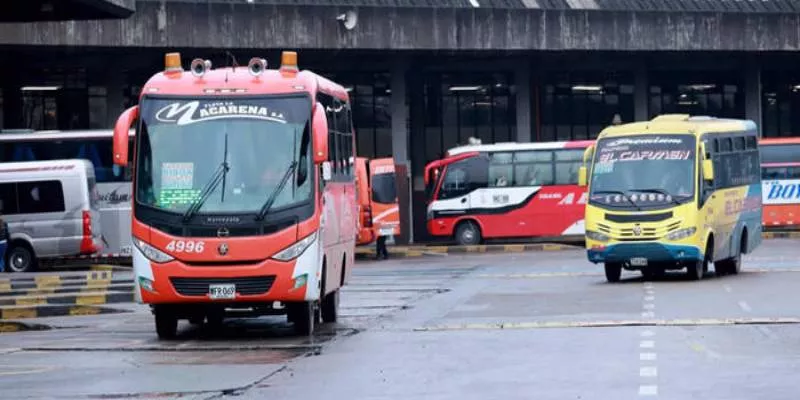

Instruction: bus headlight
[272,232,317,261]
[586,230,609,242]
[666,227,696,241]
[133,238,174,263]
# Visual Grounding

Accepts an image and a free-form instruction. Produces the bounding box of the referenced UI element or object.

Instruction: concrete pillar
[515,62,531,142]
[634,63,649,122]
[745,60,762,136]
[408,70,428,244]
[390,58,413,245]
[105,74,126,129]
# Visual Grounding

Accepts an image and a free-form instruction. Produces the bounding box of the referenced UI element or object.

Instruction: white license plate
[379,227,394,236]
[209,284,236,300]
[629,257,648,267]
[120,246,132,256]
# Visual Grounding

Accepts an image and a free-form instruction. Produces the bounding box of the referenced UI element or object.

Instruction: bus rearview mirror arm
[578,166,588,187]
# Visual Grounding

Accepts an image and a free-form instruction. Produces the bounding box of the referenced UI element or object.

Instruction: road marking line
[413,317,800,331]
[640,340,655,349]
[644,295,655,301]
[643,282,654,289]
[641,330,655,337]
[639,385,658,396]
[639,366,658,377]
[738,301,752,312]
[724,284,732,293]
[640,352,657,361]
[643,303,655,310]
[641,311,655,318]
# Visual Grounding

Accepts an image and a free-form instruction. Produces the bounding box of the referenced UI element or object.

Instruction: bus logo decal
[155,101,288,126]
[217,227,230,237]
[632,224,642,236]
[218,243,229,256]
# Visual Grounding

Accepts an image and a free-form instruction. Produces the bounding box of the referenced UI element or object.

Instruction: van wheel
[455,221,481,246]
[687,246,710,281]
[605,262,622,283]
[154,308,178,340]
[6,243,36,273]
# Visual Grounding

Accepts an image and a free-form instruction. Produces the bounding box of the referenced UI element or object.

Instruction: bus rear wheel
[454,221,481,246]
[604,262,622,283]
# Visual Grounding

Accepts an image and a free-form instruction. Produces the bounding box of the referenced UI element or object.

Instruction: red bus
[111,51,357,338]
[760,137,800,229]
[424,140,593,245]
[355,157,401,246]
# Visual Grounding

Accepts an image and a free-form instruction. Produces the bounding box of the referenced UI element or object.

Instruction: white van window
[0,181,65,215]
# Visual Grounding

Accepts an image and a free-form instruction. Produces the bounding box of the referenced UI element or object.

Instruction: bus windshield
[136,96,312,215]
[589,134,696,207]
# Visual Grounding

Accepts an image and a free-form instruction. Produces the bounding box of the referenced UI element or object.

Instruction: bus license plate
[630,257,648,267]
[379,227,394,236]
[209,284,236,300]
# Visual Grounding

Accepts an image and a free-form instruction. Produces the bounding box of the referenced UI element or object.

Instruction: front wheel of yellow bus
[605,262,622,283]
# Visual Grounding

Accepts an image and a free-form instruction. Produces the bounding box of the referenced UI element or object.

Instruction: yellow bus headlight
[586,230,609,242]
[666,227,696,241]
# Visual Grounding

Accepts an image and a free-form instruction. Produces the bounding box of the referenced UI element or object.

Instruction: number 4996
[165,240,205,253]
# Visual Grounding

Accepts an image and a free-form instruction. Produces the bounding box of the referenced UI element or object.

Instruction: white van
[0,159,103,272]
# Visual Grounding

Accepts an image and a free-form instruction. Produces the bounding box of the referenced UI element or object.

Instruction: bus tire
[604,262,622,283]
[454,221,481,246]
[154,307,178,340]
[290,301,317,336]
[321,289,339,323]
[688,240,711,281]
[717,231,745,276]
[6,241,37,273]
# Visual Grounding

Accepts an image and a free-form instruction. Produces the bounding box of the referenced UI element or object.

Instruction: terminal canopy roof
[0,0,134,22]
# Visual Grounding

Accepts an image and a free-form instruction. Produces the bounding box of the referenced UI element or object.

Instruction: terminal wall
[1,2,800,51]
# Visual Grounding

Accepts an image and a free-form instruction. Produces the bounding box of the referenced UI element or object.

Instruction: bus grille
[597,221,681,241]
[170,276,276,296]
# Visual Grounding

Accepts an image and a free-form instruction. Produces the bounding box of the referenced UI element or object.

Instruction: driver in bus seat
[495,175,509,187]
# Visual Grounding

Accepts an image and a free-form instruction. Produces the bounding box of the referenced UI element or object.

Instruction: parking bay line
[413,317,800,331]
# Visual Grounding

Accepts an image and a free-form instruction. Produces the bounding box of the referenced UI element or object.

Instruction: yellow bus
[578,114,763,282]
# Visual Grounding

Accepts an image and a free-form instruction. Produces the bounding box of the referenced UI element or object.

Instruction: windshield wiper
[592,190,641,211]
[182,160,230,222]
[182,133,230,222]
[631,188,682,206]
[255,161,298,221]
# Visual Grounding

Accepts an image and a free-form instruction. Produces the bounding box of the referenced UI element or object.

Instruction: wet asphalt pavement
[2,238,800,399]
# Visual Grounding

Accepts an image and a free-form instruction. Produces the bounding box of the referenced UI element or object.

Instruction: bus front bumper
[587,242,702,265]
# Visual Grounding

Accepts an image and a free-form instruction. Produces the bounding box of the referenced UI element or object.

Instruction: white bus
[0,129,134,260]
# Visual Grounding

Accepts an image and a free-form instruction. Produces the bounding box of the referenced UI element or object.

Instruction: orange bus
[368,158,401,239]
[760,137,800,229]
[354,157,400,246]
[111,52,357,338]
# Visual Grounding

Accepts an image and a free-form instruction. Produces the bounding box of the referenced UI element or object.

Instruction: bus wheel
[687,251,708,281]
[154,307,178,340]
[321,289,339,323]
[455,221,481,246]
[289,301,318,336]
[6,242,37,273]
[604,263,622,283]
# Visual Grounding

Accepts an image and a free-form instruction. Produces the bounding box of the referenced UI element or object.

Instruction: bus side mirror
[321,161,332,181]
[702,159,714,181]
[578,166,588,187]
[312,102,329,164]
[113,106,138,167]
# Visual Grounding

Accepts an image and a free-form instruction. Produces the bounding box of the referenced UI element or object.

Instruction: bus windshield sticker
[161,162,194,190]
[158,189,202,208]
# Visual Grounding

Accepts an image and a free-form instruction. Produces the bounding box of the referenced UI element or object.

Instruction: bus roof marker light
[280,51,299,74]
[190,58,212,77]
[164,52,182,72]
[248,57,267,76]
